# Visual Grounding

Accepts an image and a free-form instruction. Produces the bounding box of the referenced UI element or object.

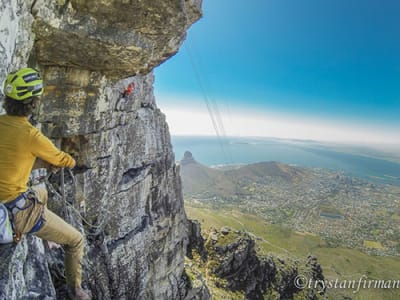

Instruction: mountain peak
[181,151,197,165]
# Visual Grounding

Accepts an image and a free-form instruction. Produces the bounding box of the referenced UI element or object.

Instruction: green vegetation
[364,240,384,249]
[182,158,400,298]
[186,203,400,300]
[181,158,400,256]
[185,247,245,299]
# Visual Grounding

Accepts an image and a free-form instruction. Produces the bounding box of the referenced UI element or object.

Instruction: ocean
[171,136,400,186]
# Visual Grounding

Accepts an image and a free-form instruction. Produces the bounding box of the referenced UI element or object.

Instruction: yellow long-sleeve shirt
[0,115,75,202]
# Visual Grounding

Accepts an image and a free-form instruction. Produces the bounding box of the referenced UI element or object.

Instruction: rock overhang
[31,0,202,78]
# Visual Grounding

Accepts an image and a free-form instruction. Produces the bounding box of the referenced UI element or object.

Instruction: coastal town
[180,156,400,256]
[242,168,400,256]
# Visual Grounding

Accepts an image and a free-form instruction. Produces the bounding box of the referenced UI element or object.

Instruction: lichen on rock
[0,236,56,299]
[0,0,202,299]
[31,0,201,78]
[187,227,326,300]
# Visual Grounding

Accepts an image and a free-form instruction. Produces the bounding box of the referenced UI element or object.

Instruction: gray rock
[0,237,56,300]
[31,0,202,78]
[187,219,207,261]
[0,0,205,299]
[206,230,326,300]
[221,226,231,235]
[210,232,219,242]
[0,0,35,114]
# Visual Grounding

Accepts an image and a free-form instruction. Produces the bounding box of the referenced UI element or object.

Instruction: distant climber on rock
[115,81,135,111]
[0,68,91,300]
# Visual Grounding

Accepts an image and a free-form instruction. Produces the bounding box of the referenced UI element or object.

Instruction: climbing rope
[185,43,234,165]
[45,168,103,230]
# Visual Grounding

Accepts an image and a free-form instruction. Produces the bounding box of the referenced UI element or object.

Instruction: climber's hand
[49,165,60,174]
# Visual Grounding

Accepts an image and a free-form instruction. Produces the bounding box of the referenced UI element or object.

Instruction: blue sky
[154,0,400,145]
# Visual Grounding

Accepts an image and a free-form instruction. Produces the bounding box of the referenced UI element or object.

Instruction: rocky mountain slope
[186,223,326,300]
[180,151,237,197]
[0,1,202,299]
[180,151,308,198]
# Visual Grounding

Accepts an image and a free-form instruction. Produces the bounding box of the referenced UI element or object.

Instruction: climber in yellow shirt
[0,114,76,201]
[0,67,91,300]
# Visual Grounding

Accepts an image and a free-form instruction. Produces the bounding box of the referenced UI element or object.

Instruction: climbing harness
[1,189,46,243]
[0,166,96,244]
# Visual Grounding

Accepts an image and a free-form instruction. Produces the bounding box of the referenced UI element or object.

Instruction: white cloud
[155,94,400,146]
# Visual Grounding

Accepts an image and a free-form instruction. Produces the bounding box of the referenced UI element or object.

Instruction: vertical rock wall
[40,69,189,299]
[0,0,202,299]
[0,0,35,114]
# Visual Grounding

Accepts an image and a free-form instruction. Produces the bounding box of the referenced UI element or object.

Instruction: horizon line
[170,134,400,147]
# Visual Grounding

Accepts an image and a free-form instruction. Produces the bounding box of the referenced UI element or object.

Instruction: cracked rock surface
[0,0,202,299]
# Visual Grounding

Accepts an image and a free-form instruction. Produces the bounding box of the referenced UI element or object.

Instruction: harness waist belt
[4,192,29,215]
[3,191,45,234]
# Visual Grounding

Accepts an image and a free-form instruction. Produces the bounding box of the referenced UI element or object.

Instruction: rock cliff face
[187,227,326,300]
[0,0,202,299]
[0,236,57,299]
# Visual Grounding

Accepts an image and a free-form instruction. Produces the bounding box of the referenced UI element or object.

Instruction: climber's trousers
[14,185,84,288]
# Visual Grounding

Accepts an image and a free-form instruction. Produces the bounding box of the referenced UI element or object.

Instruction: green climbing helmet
[3,67,44,101]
